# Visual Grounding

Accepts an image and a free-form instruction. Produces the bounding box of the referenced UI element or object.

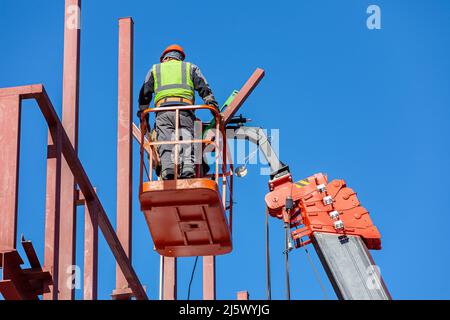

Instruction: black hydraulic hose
[284,222,291,300]
[265,207,272,300]
[187,256,199,300]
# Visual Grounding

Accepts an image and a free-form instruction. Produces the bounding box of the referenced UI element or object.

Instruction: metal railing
[139,104,234,233]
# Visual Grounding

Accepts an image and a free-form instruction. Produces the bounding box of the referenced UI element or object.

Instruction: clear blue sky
[1,0,449,300]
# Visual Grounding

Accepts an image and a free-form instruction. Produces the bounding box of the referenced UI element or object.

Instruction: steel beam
[76,189,99,300]
[83,200,98,300]
[203,256,216,300]
[0,95,21,251]
[221,68,265,125]
[237,291,249,300]
[312,232,391,300]
[162,257,177,300]
[43,127,62,300]
[132,123,152,155]
[113,17,134,300]
[58,0,81,300]
[0,84,148,300]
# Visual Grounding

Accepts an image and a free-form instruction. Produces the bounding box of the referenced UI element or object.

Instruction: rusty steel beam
[113,17,134,300]
[0,84,148,300]
[43,127,62,300]
[58,0,82,300]
[221,68,265,125]
[203,256,216,300]
[0,95,21,251]
[162,257,177,300]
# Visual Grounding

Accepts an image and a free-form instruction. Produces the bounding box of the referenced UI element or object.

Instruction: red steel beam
[0,84,148,300]
[58,0,82,300]
[43,127,62,300]
[83,200,98,300]
[221,68,265,125]
[203,256,216,300]
[163,257,177,300]
[132,123,152,155]
[237,291,249,300]
[114,17,134,299]
[0,95,21,251]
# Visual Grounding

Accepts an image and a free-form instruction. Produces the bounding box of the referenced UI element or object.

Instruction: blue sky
[1,0,450,300]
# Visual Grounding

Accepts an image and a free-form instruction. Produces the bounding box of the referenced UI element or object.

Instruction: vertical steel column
[237,291,249,300]
[203,256,216,300]
[0,95,21,250]
[43,127,62,300]
[163,257,177,300]
[58,0,81,300]
[114,17,134,298]
[83,200,98,300]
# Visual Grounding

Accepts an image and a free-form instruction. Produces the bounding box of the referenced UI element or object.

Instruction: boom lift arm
[227,116,391,300]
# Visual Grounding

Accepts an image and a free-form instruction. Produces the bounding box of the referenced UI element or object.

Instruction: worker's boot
[179,167,195,179]
[161,169,175,180]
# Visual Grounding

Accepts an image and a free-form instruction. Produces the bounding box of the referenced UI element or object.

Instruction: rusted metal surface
[203,256,216,300]
[0,84,148,300]
[43,127,62,300]
[221,68,265,125]
[237,291,249,300]
[58,0,82,300]
[0,95,21,251]
[163,257,177,300]
[114,17,134,300]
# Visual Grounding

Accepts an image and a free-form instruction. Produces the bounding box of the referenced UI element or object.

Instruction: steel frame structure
[0,0,264,299]
[0,84,146,300]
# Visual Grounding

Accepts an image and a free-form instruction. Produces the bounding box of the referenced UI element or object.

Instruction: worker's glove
[137,109,150,131]
[206,100,219,110]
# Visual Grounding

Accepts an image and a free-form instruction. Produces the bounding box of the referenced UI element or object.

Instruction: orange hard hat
[160,44,186,62]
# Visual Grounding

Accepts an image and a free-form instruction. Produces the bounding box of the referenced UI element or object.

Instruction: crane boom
[230,124,391,300]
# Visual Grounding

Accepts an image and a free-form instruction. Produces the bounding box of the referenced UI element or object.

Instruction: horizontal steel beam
[221,68,265,125]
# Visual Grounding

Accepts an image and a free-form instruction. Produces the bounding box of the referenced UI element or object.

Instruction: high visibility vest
[152,60,195,104]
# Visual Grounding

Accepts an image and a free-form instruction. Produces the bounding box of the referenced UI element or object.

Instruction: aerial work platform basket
[139,105,233,257]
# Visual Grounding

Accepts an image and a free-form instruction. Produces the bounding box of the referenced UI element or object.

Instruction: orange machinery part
[265,173,381,250]
[140,178,232,257]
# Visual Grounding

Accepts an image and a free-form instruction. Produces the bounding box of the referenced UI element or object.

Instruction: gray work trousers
[155,110,196,178]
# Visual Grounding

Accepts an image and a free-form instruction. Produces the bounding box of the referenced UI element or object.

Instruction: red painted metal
[163,257,177,300]
[265,173,382,250]
[113,17,134,300]
[203,256,215,300]
[237,291,249,300]
[75,190,99,300]
[139,105,232,258]
[0,95,21,251]
[0,239,52,300]
[58,0,82,300]
[140,179,232,257]
[132,123,152,155]
[0,84,148,300]
[43,128,62,300]
[221,68,265,125]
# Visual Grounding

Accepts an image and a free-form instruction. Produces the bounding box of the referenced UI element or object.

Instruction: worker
[137,44,219,180]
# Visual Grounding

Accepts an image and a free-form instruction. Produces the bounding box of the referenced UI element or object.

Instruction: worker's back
[151,59,195,106]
